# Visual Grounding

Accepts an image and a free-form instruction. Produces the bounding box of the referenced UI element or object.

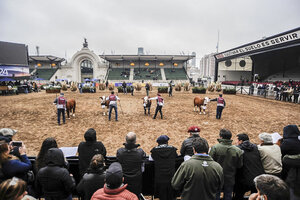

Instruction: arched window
[81,60,93,73]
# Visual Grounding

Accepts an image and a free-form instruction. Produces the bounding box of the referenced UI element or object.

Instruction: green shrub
[192,87,206,94]
[158,86,168,93]
[223,89,236,94]
[117,86,123,93]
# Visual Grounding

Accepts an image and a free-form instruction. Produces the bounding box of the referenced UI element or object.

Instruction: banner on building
[215,30,300,60]
[0,65,30,77]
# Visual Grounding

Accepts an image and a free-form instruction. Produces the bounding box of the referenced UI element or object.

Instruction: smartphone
[12,141,23,147]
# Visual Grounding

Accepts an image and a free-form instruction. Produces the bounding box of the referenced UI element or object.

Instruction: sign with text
[215,30,300,60]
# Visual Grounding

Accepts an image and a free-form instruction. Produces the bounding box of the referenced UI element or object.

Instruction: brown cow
[66,99,76,119]
[194,97,210,114]
[100,96,110,115]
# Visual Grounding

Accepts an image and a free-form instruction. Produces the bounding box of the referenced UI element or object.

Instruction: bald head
[126,132,136,144]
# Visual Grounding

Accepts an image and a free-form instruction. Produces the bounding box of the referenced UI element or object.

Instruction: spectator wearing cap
[53,93,67,125]
[233,133,265,200]
[209,129,243,200]
[258,133,282,177]
[280,125,300,199]
[149,93,164,119]
[172,137,223,200]
[91,162,138,200]
[116,132,146,198]
[180,126,201,161]
[0,128,20,158]
[0,128,17,143]
[149,135,178,200]
[248,174,289,200]
[78,128,107,177]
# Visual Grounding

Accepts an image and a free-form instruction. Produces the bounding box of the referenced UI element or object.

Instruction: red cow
[194,97,210,114]
[66,99,76,119]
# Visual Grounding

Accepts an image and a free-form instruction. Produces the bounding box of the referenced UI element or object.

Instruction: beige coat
[258,144,282,174]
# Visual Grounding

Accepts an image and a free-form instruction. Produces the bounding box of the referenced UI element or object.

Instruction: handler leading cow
[53,93,67,125]
[210,94,226,119]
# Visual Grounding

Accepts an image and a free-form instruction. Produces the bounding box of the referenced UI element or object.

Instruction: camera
[12,141,23,147]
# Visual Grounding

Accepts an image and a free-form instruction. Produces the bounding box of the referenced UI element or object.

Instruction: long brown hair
[0,142,12,165]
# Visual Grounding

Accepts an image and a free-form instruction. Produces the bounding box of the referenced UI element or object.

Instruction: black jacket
[37,148,75,200]
[150,144,178,183]
[236,141,265,186]
[282,154,300,196]
[180,134,200,156]
[78,131,106,176]
[116,143,146,178]
[76,167,106,200]
[281,125,300,156]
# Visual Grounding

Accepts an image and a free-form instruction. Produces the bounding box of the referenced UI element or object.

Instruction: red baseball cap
[188,126,200,133]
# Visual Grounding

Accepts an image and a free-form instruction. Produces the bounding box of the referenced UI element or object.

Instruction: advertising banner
[0,65,30,77]
[114,82,133,87]
[215,30,300,60]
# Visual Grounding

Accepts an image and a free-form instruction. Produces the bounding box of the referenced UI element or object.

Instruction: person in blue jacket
[0,141,32,181]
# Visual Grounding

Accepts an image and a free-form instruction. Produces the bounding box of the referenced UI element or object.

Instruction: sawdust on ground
[1,89,299,156]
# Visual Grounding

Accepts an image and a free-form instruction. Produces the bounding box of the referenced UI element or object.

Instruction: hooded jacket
[37,148,75,199]
[150,144,178,183]
[78,131,106,176]
[116,143,145,178]
[282,154,300,196]
[116,143,146,196]
[171,155,223,200]
[236,140,265,186]
[281,125,300,156]
[209,139,243,186]
[77,167,106,200]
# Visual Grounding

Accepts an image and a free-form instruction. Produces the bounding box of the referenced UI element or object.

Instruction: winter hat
[259,133,273,144]
[156,135,169,144]
[106,162,123,189]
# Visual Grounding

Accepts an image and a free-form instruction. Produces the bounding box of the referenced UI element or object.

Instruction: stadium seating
[35,68,58,80]
[164,68,188,80]
[107,68,130,80]
[133,68,162,80]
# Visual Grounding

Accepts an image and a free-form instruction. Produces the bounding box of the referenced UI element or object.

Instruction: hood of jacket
[283,125,300,139]
[46,148,65,167]
[123,142,140,150]
[217,138,233,145]
[238,140,256,151]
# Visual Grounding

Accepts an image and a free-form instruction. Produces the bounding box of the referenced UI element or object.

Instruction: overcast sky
[1,0,300,65]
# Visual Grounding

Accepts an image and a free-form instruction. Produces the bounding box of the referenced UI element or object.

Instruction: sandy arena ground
[1,89,300,156]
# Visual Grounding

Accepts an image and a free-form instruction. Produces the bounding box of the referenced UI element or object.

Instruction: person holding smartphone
[0,141,32,181]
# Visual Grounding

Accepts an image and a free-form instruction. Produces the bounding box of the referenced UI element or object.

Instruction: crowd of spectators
[0,125,299,200]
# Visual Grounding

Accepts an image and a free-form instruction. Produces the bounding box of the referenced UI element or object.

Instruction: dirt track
[1,89,300,156]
